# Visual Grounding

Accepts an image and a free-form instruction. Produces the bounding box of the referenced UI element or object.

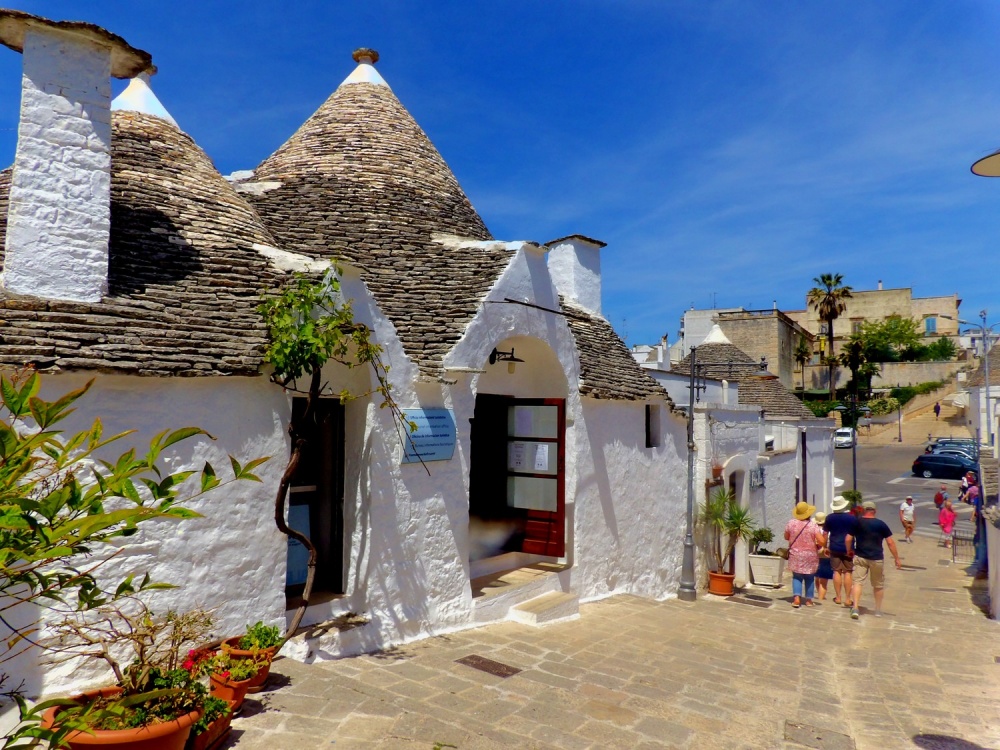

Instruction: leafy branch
[259,269,420,641]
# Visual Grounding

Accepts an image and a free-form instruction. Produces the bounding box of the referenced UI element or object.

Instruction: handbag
[778,520,810,560]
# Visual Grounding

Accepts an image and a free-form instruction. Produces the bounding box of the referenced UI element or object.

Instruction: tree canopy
[849,315,957,362]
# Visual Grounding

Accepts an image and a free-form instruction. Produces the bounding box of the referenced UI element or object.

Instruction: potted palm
[748,527,786,587]
[699,486,756,596]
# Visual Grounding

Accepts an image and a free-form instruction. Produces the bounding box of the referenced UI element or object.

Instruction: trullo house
[0,10,794,698]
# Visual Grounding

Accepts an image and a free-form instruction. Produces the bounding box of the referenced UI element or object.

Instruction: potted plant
[186,696,232,750]
[220,621,283,693]
[747,527,786,587]
[187,649,264,712]
[699,486,756,596]
[42,604,215,750]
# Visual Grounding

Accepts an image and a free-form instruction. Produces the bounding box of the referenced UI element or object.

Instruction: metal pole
[851,393,858,490]
[982,311,992,450]
[678,347,697,601]
[897,404,902,442]
[800,429,808,504]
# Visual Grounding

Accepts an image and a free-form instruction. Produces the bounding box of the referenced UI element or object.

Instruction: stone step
[509,591,579,626]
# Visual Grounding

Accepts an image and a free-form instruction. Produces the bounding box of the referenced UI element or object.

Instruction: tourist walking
[784,501,823,608]
[933,401,941,420]
[813,511,833,601]
[933,484,948,512]
[899,496,916,543]
[848,501,902,619]
[824,496,856,607]
[938,500,957,549]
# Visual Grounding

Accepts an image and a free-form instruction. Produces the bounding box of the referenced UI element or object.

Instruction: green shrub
[842,490,863,509]
[804,399,840,418]
[239,621,282,650]
[890,381,943,406]
[866,397,900,416]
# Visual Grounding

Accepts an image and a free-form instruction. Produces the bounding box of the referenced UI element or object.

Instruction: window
[851,320,863,334]
[645,404,661,448]
[925,317,937,334]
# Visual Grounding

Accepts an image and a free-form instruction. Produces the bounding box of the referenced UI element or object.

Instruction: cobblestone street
[227,534,998,750]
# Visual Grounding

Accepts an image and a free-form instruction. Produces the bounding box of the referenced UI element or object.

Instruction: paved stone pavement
[224,536,999,750]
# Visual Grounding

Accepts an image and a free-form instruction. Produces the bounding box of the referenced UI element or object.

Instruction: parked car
[834,427,856,448]
[931,446,978,462]
[912,453,978,479]
[933,437,977,448]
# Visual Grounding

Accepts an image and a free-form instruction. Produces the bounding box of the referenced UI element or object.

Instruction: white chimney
[545,234,606,314]
[0,11,151,302]
[878,279,883,290]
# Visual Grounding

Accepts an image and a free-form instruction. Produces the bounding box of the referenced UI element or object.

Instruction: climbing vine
[258,268,417,640]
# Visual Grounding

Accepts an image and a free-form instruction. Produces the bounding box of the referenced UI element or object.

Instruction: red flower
[221,670,231,679]
[183,659,194,671]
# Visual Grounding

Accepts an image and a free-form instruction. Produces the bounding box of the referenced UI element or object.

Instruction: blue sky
[2,2,1000,345]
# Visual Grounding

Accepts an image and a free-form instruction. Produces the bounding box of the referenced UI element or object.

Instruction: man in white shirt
[899,496,916,543]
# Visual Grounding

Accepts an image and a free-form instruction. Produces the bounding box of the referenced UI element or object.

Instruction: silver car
[834,427,856,448]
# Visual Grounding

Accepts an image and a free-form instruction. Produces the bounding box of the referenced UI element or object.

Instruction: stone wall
[803,360,965,391]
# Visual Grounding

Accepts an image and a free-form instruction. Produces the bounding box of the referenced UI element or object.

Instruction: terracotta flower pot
[208,673,253,712]
[187,711,232,750]
[42,686,201,750]
[220,636,278,693]
[707,570,736,596]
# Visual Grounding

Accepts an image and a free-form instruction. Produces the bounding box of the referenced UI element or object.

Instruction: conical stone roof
[250,58,492,259]
[675,342,814,419]
[0,111,283,376]
[246,51,510,379]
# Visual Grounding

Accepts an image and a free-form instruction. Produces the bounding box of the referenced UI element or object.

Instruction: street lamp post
[679,347,706,602]
[834,399,867,491]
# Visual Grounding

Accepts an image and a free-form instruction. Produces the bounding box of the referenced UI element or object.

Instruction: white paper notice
[510,442,526,470]
[533,443,549,471]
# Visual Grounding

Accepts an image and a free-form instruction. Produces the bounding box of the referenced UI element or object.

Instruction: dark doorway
[468,395,565,559]
[286,398,345,597]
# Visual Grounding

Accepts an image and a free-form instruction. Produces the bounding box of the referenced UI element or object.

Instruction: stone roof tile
[245,77,506,379]
[562,299,671,402]
[966,346,1000,387]
[675,342,814,419]
[0,112,282,376]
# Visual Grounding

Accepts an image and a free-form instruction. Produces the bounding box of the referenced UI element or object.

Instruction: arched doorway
[467,337,569,570]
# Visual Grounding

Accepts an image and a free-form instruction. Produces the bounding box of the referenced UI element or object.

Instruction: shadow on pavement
[913,734,992,749]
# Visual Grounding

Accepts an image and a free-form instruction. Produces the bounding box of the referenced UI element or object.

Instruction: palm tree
[794,336,811,393]
[807,274,853,400]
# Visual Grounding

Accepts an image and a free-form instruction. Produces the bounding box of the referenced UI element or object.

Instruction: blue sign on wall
[401,408,457,463]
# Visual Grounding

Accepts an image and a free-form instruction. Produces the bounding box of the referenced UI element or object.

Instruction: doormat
[455,654,522,678]
[919,587,956,593]
[783,720,856,749]
[726,594,773,608]
[937,560,952,566]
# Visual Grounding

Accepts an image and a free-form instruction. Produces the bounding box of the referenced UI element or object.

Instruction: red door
[505,399,565,557]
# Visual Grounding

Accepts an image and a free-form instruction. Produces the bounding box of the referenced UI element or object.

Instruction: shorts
[830,553,854,573]
[902,519,914,534]
[853,557,885,589]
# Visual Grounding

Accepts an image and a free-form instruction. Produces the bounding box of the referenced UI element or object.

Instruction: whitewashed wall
[6,374,289,698]
[573,398,687,602]
[4,27,112,302]
[805,421,837,512]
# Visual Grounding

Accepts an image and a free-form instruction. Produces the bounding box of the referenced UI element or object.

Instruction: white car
[834,427,857,448]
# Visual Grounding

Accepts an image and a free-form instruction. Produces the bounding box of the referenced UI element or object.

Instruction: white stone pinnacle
[112,75,178,127]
